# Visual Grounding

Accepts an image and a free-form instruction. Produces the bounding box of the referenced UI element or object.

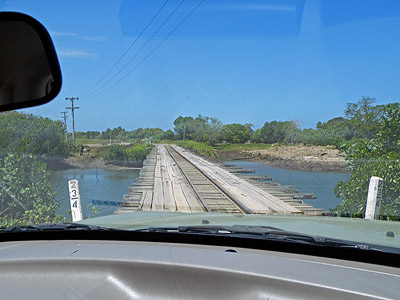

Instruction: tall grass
[103,144,150,167]
[175,141,217,159]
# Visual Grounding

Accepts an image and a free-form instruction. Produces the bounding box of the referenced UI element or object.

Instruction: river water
[225,161,350,211]
[49,161,349,220]
[49,168,140,220]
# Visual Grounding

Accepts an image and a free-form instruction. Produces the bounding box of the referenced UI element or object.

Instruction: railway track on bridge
[165,145,248,214]
[118,144,327,215]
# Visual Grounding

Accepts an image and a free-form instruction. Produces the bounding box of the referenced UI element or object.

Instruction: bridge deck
[117,144,328,215]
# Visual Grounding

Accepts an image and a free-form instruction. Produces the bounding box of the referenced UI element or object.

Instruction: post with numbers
[68,179,83,222]
[365,176,383,220]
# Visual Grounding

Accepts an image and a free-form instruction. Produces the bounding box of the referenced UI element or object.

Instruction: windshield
[1,0,400,251]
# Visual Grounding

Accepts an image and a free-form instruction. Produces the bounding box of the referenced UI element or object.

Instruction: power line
[66,97,79,151]
[61,111,68,143]
[102,0,206,94]
[82,0,170,96]
[89,0,187,97]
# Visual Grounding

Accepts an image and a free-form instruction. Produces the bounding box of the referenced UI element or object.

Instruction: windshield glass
[1,0,400,250]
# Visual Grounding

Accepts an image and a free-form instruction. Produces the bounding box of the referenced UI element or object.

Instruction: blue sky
[2,0,400,132]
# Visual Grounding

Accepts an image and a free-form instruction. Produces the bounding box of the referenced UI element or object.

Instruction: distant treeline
[75,127,170,141]
[76,97,390,148]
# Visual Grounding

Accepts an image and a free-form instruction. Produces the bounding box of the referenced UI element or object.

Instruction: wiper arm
[143,225,395,253]
[146,225,285,234]
[147,224,329,244]
[0,223,118,233]
[147,224,320,240]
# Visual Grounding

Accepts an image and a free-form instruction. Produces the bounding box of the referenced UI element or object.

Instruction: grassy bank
[163,141,272,160]
[103,143,151,167]
[76,138,131,145]
[214,143,273,151]
[65,141,151,169]
[162,141,273,160]
[173,140,217,159]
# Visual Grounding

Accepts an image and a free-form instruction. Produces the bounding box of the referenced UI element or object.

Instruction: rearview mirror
[0,12,62,112]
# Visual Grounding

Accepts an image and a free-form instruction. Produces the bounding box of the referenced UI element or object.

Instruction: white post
[68,179,83,222]
[365,176,383,220]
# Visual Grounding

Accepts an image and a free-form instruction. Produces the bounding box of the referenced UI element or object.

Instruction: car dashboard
[0,239,399,299]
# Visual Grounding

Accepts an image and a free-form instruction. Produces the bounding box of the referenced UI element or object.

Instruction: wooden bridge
[117,144,328,216]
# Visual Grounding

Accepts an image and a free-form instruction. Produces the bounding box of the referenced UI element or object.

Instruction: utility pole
[66,97,79,151]
[183,125,186,141]
[61,111,68,143]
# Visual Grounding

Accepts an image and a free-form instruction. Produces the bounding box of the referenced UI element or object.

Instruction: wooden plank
[152,177,163,211]
[117,146,158,214]
[163,145,204,212]
[172,145,301,214]
[162,173,176,211]
[171,182,191,212]
[159,145,176,211]
[154,153,162,178]
[162,146,191,212]
[181,186,204,212]
[152,149,163,211]
[141,191,153,211]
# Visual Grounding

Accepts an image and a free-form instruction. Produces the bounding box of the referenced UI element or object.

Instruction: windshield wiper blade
[147,224,331,244]
[143,225,396,253]
[0,223,118,233]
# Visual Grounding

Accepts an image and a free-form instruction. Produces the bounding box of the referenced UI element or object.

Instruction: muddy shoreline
[216,145,349,173]
[45,155,140,171]
[47,145,348,173]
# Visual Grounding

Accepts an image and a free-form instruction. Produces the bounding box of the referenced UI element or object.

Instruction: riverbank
[216,145,348,172]
[45,140,142,171]
[49,142,348,173]
[46,155,140,171]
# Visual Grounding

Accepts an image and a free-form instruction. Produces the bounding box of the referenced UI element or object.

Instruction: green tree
[173,115,222,145]
[251,120,299,144]
[334,103,400,220]
[298,117,355,146]
[221,123,251,143]
[345,96,384,139]
[0,154,64,228]
[0,111,70,156]
[194,115,222,145]
[164,130,175,140]
[173,116,195,140]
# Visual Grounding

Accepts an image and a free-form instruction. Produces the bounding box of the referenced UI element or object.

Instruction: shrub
[0,154,64,228]
[103,144,150,167]
[333,104,400,220]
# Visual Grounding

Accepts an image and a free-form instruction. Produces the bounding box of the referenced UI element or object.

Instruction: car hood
[80,212,400,249]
